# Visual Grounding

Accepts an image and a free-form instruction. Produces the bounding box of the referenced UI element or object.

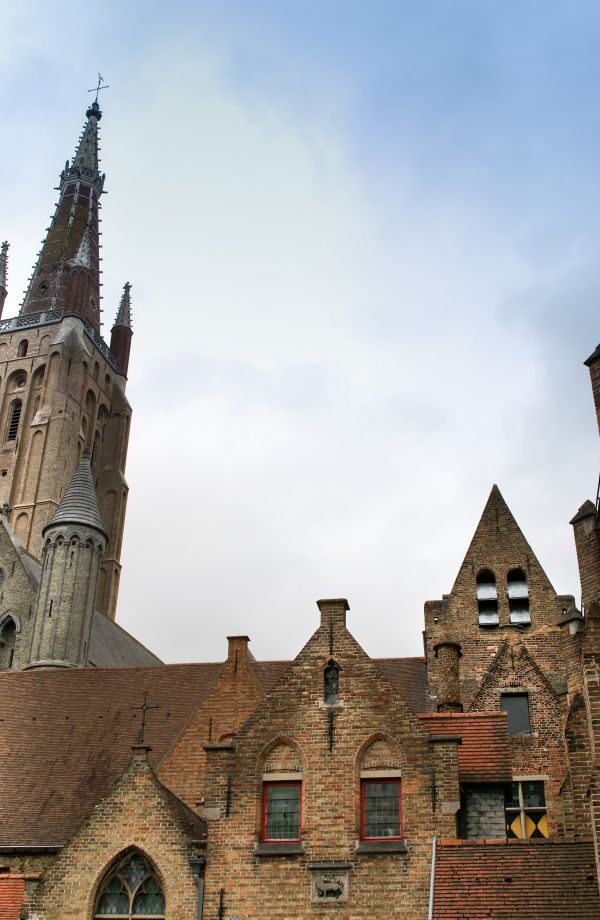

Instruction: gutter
[0,846,62,854]
[428,835,437,920]
[189,857,206,920]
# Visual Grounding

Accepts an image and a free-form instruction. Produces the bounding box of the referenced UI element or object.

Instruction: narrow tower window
[324,660,340,704]
[17,340,28,358]
[507,568,531,625]
[476,570,498,627]
[7,400,22,441]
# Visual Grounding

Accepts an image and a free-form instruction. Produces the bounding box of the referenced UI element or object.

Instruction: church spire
[0,241,8,319]
[110,282,133,376]
[20,101,105,331]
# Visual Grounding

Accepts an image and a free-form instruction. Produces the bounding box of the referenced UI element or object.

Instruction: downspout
[428,835,437,920]
[189,857,206,920]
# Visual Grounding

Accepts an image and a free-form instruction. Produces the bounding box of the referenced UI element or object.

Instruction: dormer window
[507,568,531,625]
[476,570,499,627]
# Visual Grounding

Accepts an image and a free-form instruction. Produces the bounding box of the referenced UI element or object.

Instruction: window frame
[505,780,547,839]
[501,692,531,735]
[261,780,302,843]
[360,778,403,842]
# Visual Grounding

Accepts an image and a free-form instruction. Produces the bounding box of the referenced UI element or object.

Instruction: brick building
[0,99,600,919]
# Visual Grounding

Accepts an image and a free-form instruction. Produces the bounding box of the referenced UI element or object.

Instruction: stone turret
[24,450,107,669]
[110,282,133,376]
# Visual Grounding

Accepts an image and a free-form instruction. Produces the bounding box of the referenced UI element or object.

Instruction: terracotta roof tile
[0,877,25,920]
[434,839,600,918]
[420,712,512,782]
[0,663,220,848]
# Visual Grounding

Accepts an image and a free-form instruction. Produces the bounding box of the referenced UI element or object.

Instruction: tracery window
[93,852,165,918]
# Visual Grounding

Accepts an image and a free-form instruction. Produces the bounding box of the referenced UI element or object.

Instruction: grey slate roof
[46,450,106,536]
[89,611,162,667]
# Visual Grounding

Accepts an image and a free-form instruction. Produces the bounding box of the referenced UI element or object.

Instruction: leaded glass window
[505,781,548,839]
[324,661,340,704]
[94,852,165,918]
[262,782,301,841]
[361,780,402,839]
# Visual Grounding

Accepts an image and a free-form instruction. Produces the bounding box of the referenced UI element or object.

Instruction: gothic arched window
[94,852,165,918]
[476,569,498,627]
[507,568,531,625]
[17,340,28,358]
[0,617,16,670]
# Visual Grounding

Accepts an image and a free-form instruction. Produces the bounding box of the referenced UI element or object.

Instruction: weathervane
[131,690,159,744]
[88,73,110,104]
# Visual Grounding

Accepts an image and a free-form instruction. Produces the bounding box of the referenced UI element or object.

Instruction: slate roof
[0,876,25,920]
[433,839,600,918]
[420,712,512,782]
[0,663,221,847]
[88,611,162,667]
[47,451,105,536]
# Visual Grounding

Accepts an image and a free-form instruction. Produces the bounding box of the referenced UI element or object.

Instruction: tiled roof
[433,839,600,918]
[420,712,512,782]
[374,657,433,714]
[0,877,25,920]
[0,663,220,847]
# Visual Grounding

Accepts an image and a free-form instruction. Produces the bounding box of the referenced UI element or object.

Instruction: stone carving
[311,870,348,902]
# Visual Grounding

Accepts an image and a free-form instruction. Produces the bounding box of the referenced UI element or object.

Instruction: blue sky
[1,2,599,662]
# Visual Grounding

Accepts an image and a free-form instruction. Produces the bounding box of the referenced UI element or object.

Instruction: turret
[110,282,133,376]
[24,450,107,669]
[0,241,8,319]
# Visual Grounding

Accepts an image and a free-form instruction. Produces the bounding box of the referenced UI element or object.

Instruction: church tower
[0,100,132,620]
[23,449,107,669]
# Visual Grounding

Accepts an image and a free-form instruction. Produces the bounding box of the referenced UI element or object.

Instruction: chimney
[433,639,463,712]
[227,635,250,669]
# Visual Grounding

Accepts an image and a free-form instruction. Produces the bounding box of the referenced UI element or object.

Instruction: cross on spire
[131,690,159,744]
[88,73,110,104]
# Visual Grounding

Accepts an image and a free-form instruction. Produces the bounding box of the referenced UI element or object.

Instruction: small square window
[501,693,530,735]
[361,780,402,840]
[505,781,547,839]
[262,782,301,842]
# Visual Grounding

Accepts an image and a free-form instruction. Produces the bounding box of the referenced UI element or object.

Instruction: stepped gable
[420,712,512,783]
[433,839,600,918]
[0,663,221,848]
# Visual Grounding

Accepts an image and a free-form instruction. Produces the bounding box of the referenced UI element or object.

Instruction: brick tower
[0,100,132,621]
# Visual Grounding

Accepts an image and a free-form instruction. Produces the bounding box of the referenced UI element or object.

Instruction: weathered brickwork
[23,749,201,920]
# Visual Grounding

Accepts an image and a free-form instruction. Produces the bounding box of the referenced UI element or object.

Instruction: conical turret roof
[113,282,132,329]
[45,449,106,538]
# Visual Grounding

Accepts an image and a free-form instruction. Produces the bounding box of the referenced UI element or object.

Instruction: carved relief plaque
[311,870,349,903]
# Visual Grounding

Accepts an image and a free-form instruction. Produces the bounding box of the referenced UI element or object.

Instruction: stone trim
[355,839,408,854]
[253,842,305,856]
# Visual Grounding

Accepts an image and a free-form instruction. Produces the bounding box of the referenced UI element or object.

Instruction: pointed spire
[20,102,105,331]
[0,241,8,320]
[114,281,132,329]
[110,282,134,377]
[45,449,106,537]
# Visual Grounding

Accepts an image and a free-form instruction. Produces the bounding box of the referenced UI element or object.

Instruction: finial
[0,241,9,290]
[114,281,132,328]
[86,73,109,119]
[131,690,159,745]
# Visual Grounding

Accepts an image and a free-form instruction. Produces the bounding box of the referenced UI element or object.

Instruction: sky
[1,1,599,664]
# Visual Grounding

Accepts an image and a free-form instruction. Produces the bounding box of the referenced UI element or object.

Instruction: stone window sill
[254,842,305,857]
[355,839,408,855]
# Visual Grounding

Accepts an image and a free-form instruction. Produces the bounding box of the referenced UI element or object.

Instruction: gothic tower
[24,449,107,669]
[0,100,132,620]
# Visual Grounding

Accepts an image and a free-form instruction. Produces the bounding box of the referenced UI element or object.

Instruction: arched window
[17,340,28,358]
[7,400,22,441]
[93,851,165,918]
[0,617,16,670]
[476,570,498,627]
[324,660,340,704]
[507,568,531,625]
